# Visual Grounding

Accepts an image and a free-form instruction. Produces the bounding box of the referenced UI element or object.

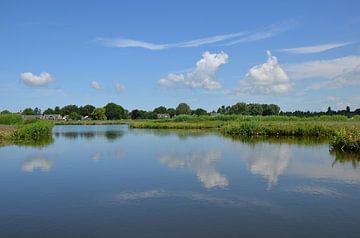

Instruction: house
[41,114,63,120]
[157,113,171,119]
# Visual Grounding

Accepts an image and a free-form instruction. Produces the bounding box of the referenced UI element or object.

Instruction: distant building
[22,115,42,120]
[41,114,63,120]
[157,113,170,119]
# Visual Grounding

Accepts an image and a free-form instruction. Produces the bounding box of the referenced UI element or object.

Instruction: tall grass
[12,121,54,141]
[330,128,360,152]
[0,114,23,125]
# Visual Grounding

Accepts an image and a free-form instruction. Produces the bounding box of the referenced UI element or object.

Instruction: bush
[12,121,54,141]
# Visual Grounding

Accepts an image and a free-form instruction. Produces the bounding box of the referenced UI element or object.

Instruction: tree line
[1,102,360,120]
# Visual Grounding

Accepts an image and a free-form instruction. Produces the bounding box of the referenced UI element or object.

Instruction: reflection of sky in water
[1,125,360,237]
[21,157,53,172]
[159,151,228,189]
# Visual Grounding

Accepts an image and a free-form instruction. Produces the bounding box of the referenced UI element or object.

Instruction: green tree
[153,106,167,114]
[68,112,81,120]
[61,105,79,116]
[176,103,191,115]
[34,107,41,115]
[43,108,55,115]
[22,108,34,115]
[104,102,125,120]
[54,106,61,114]
[91,108,107,120]
[1,110,10,114]
[80,105,95,117]
[194,108,208,116]
[167,108,176,117]
[229,102,247,115]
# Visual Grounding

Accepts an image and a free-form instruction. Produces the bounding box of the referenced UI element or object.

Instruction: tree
[61,105,79,116]
[104,102,125,120]
[176,103,191,115]
[167,108,176,118]
[153,106,167,114]
[91,108,107,120]
[130,109,143,119]
[33,107,41,115]
[22,108,34,115]
[1,110,10,114]
[54,106,61,114]
[68,112,81,120]
[194,108,208,116]
[80,105,95,117]
[43,108,55,115]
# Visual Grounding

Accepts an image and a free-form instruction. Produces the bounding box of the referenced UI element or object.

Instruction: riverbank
[0,114,54,146]
[128,116,360,152]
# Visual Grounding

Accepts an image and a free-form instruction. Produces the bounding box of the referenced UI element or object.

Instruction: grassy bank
[0,114,54,146]
[128,115,360,152]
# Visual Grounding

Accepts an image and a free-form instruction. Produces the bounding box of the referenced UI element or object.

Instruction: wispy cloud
[96,23,291,50]
[97,32,245,50]
[281,42,352,54]
[284,55,360,89]
[115,82,125,93]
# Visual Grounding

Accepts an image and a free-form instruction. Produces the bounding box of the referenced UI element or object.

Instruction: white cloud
[281,42,352,54]
[20,72,54,87]
[96,23,291,50]
[238,51,291,95]
[284,56,360,89]
[21,158,53,172]
[159,151,228,189]
[90,81,101,89]
[115,82,125,92]
[158,51,228,90]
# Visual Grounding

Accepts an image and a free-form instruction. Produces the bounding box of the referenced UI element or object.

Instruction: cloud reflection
[241,144,290,190]
[159,151,228,189]
[21,157,53,172]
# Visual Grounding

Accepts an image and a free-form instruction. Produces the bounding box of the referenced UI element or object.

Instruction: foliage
[176,103,191,115]
[12,121,54,141]
[68,112,81,120]
[153,106,167,114]
[80,105,96,117]
[194,108,208,116]
[330,128,360,152]
[91,108,107,120]
[104,102,125,120]
[0,113,23,125]
[22,108,34,115]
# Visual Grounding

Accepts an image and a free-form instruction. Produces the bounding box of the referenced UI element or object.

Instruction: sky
[1,0,360,112]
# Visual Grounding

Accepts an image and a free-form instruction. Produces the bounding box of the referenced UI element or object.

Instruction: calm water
[0,125,360,237]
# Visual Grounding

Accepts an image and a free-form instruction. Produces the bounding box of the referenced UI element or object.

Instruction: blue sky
[1,0,360,112]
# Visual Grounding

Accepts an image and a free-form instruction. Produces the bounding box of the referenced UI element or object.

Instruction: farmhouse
[41,114,63,120]
[157,113,171,119]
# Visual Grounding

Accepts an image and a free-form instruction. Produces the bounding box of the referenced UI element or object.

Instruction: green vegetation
[330,128,360,152]
[0,114,54,146]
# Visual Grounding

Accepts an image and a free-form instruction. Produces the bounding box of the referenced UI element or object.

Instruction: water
[0,125,359,237]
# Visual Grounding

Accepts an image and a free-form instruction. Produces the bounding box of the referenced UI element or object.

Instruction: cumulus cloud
[284,56,360,89]
[115,82,125,92]
[238,51,291,95]
[280,42,352,54]
[20,72,54,87]
[90,81,101,89]
[158,51,228,90]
